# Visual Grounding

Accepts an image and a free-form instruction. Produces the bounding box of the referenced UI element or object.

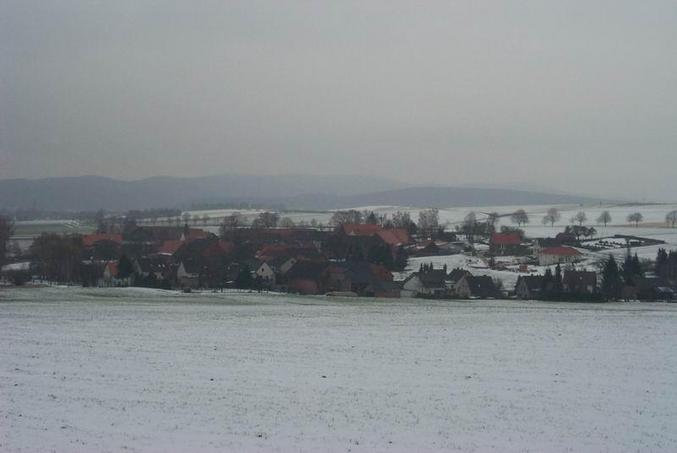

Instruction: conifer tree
[601,255,622,300]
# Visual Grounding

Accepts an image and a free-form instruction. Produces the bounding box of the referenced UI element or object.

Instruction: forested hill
[0,175,609,211]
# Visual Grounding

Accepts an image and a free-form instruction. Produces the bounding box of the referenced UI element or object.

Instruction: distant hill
[286,186,609,210]
[0,174,405,211]
[0,175,611,212]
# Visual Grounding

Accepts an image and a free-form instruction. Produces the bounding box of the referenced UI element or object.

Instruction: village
[2,207,677,302]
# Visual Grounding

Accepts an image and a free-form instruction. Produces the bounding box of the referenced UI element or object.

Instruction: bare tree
[330,210,363,226]
[597,210,612,227]
[417,208,440,238]
[461,211,479,243]
[574,211,587,226]
[392,211,411,228]
[627,212,643,227]
[391,211,417,233]
[201,214,210,226]
[511,209,529,227]
[279,217,296,228]
[252,212,280,229]
[666,210,677,228]
[220,213,242,237]
[0,215,14,267]
[486,212,499,231]
[542,207,561,227]
[363,210,380,225]
[181,212,191,225]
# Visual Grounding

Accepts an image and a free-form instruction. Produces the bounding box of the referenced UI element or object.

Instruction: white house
[99,261,132,287]
[400,270,447,298]
[538,246,583,266]
[255,261,276,285]
[177,261,200,289]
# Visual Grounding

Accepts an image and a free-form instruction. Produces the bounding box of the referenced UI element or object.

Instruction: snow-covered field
[2,287,677,452]
[184,202,677,230]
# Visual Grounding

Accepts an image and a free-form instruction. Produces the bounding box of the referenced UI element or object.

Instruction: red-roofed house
[341,224,383,237]
[201,241,234,258]
[100,261,132,287]
[181,228,210,242]
[376,229,411,247]
[538,246,583,266]
[157,240,184,256]
[256,244,290,260]
[82,234,123,248]
[490,232,523,256]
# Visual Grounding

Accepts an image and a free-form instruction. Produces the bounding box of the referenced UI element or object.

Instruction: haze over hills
[0,174,614,212]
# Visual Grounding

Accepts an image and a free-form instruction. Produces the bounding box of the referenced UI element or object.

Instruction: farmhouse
[538,246,582,266]
[515,275,544,300]
[455,275,498,299]
[562,270,597,294]
[100,261,132,287]
[490,232,523,256]
[400,268,447,298]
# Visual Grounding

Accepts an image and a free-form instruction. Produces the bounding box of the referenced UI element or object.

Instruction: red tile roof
[82,234,123,248]
[201,240,234,258]
[540,246,582,256]
[157,240,184,256]
[369,264,394,282]
[256,244,290,259]
[341,224,382,236]
[376,229,411,246]
[491,232,521,246]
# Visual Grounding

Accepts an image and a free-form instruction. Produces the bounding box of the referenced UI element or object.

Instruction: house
[562,270,597,294]
[555,232,577,246]
[375,229,411,247]
[81,234,124,261]
[490,232,523,256]
[285,260,329,294]
[134,256,172,281]
[332,224,407,265]
[626,277,677,301]
[170,238,232,288]
[446,268,472,293]
[334,261,393,296]
[177,260,202,289]
[82,233,123,248]
[100,261,132,287]
[408,240,441,257]
[538,247,583,266]
[256,244,291,260]
[532,238,562,255]
[455,275,497,299]
[157,240,184,256]
[323,264,353,293]
[255,261,277,285]
[364,280,401,298]
[515,275,544,300]
[254,255,294,284]
[341,224,383,237]
[181,227,211,242]
[401,268,447,298]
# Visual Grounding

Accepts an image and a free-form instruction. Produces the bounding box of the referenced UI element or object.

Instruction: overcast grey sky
[1,0,676,199]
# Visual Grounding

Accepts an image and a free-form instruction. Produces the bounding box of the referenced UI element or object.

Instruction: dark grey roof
[464,275,497,296]
[517,275,544,291]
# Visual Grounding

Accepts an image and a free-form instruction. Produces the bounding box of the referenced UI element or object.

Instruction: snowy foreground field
[2,288,677,452]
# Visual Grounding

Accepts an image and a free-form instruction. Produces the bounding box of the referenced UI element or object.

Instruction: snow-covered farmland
[184,203,677,248]
[2,287,677,452]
